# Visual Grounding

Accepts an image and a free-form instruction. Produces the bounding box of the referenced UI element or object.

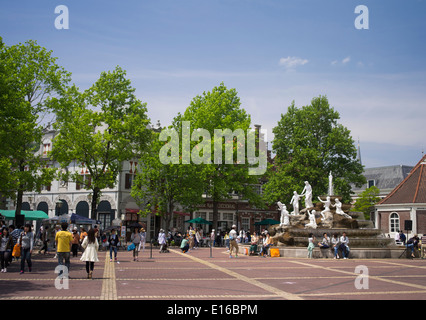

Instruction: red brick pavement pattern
[1,246,426,300]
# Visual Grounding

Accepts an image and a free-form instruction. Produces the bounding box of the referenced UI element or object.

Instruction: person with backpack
[228,225,238,258]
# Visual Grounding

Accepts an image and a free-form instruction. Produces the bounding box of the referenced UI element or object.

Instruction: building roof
[378,155,426,205]
[352,164,414,194]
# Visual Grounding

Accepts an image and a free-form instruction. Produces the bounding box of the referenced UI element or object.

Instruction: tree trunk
[91,187,100,220]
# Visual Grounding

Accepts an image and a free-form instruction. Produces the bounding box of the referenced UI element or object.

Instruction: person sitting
[260,232,272,257]
[339,232,350,259]
[249,232,259,256]
[318,233,330,249]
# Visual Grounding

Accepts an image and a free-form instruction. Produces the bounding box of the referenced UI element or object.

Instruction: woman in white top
[80,228,99,279]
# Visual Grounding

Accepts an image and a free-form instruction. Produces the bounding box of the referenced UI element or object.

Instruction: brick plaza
[1,246,426,301]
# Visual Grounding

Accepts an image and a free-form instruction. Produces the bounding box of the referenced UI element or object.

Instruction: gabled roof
[378,155,426,205]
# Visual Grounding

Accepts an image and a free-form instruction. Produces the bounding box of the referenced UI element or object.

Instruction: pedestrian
[18,224,34,274]
[229,225,239,258]
[399,230,406,245]
[307,233,315,258]
[224,231,230,252]
[108,229,120,262]
[55,222,73,277]
[38,225,49,255]
[0,228,13,272]
[79,227,87,253]
[158,229,167,253]
[194,228,201,249]
[71,227,80,257]
[80,228,99,279]
[130,228,141,261]
[139,228,146,252]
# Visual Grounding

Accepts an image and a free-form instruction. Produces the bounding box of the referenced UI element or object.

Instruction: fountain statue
[301,181,314,209]
[289,191,301,215]
[267,175,395,255]
[278,201,290,226]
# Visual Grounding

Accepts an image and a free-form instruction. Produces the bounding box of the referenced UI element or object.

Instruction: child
[307,233,315,258]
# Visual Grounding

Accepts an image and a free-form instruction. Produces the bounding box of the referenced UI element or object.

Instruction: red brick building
[375,155,426,239]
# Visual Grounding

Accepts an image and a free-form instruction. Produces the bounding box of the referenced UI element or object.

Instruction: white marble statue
[305,209,317,229]
[317,196,331,221]
[278,201,290,226]
[332,198,352,219]
[300,181,313,209]
[290,191,301,215]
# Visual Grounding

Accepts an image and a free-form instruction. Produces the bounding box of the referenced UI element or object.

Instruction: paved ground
[1,245,426,301]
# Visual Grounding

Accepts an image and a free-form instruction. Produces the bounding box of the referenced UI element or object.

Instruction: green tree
[50,66,150,219]
[352,186,380,220]
[131,129,205,230]
[263,95,365,206]
[173,83,265,230]
[0,38,70,219]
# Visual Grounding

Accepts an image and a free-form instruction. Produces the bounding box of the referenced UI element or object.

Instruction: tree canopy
[263,95,365,207]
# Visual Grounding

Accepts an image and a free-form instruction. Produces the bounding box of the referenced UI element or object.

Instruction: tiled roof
[378,155,426,205]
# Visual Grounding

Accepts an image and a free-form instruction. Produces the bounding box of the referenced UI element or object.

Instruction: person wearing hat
[139,228,146,252]
[71,227,80,257]
[229,225,238,258]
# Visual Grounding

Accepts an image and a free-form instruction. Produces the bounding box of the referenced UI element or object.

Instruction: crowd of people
[0,220,102,278]
[308,232,351,259]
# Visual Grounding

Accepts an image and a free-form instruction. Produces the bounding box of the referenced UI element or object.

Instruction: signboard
[121,226,126,238]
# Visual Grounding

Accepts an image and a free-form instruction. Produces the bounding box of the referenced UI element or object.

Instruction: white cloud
[342,56,351,64]
[279,56,309,69]
[331,56,352,66]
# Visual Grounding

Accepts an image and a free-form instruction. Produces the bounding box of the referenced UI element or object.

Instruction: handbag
[12,243,21,257]
[127,243,135,251]
[270,248,280,257]
[12,233,23,257]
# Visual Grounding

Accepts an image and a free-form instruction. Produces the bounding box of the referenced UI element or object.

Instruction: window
[390,212,400,233]
[125,173,135,189]
[241,217,250,231]
[98,213,111,229]
[368,179,376,188]
[43,143,51,155]
[76,175,91,190]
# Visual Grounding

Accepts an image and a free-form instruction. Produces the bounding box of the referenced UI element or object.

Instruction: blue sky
[1,0,426,168]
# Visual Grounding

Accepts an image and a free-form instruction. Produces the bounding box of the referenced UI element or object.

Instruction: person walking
[229,225,239,258]
[158,229,167,253]
[0,228,13,272]
[108,229,120,262]
[55,222,73,277]
[80,228,99,279]
[130,228,141,261]
[139,228,146,252]
[38,226,49,255]
[71,228,80,257]
[18,224,34,274]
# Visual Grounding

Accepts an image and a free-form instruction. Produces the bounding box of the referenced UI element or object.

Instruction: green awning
[0,210,49,221]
